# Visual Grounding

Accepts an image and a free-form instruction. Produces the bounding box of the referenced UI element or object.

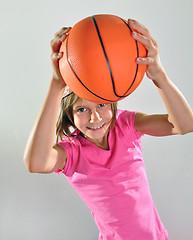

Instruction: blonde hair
[56,93,117,143]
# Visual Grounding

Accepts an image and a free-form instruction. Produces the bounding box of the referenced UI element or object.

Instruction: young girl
[24,19,193,240]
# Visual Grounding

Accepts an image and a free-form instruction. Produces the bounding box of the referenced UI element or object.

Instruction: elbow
[177,126,193,135]
[179,129,193,135]
[23,154,39,173]
[23,148,34,173]
[180,116,193,135]
[168,114,193,135]
[23,150,42,173]
[24,162,41,173]
[23,157,35,173]
[26,165,36,173]
[171,120,193,135]
[23,155,51,174]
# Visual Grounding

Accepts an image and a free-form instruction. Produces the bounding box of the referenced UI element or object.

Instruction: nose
[90,110,102,123]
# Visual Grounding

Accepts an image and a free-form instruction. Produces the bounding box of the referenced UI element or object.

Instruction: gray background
[1,0,193,239]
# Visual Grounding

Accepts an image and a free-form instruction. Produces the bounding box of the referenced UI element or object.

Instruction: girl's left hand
[128,19,166,84]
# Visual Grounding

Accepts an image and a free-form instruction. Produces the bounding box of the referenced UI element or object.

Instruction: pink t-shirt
[55,109,168,240]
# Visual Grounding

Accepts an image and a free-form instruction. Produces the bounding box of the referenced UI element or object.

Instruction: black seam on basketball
[118,17,139,96]
[91,16,119,98]
[92,16,139,98]
[92,16,126,98]
[66,37,114,102]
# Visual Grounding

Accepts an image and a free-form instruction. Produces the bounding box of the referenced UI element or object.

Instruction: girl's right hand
[50,27,71,85]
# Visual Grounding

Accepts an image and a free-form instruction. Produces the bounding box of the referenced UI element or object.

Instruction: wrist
[151,70,169,88]
[50,77,66,91]
[49,78,66,100]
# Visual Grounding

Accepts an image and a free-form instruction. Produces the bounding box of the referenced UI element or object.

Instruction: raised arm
[128,19,193,136]
[23,27,71,173]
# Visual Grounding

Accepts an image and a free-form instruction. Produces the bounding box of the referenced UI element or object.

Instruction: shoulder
[116,109,138,127]
[57,135,81,150]
[54,135,81,176]
[115,109,142,138]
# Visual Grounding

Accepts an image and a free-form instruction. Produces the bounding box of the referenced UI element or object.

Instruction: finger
[132,32,158,56]
[136,56,154,65]
[51,52,63,65]
[51,27,71,53]
[128,19,158,47]
[54,27,71,38]
[128,19,149,36]
[50,33,68,53]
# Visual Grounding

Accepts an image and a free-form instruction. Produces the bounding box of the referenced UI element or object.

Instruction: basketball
[59,14,147,103]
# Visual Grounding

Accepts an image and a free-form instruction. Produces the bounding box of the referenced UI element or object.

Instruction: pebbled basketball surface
[59,14,147,103]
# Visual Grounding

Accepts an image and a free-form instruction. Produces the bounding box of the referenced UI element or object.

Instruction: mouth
[86,123,105,131]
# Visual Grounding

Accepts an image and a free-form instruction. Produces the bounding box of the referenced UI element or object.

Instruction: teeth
[88,124,103,129]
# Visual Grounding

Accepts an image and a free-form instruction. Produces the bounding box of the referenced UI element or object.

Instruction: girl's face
[72,98,113,147]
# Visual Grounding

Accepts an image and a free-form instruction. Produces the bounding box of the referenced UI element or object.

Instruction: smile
[87,124,105,130]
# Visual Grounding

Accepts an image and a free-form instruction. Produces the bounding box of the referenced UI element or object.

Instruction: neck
[81,132,110,150]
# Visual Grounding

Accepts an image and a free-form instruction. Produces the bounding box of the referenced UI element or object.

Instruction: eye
[77,107,87,113]
[98,104,106,108]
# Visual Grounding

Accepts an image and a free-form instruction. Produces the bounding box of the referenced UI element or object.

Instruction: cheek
[105,110,113,121]
[73,116,80,128]
[99,111,113,124]
[73,114,87,128]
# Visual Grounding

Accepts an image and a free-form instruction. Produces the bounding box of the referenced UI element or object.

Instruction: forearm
[155,72,193,134]
[23,79,65,172]
[129,19,193,136]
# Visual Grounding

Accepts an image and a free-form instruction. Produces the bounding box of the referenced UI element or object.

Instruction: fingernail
[137,57,142,63]
[58,52,63,58]
[62,32,68,37]
[129,19,135,25]
[132,31,138,37]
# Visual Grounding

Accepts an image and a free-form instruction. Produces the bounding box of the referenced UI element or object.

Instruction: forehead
[73,98,98,108]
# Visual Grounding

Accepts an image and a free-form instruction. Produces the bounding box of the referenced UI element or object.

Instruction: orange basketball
[59,14,147,103]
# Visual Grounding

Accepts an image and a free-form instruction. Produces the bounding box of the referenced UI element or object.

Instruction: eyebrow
[73,105,86,110]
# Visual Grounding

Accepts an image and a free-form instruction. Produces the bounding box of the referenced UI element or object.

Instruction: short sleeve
[126,111,144,139]
[116,110,144,140]
[54,138,79,177]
